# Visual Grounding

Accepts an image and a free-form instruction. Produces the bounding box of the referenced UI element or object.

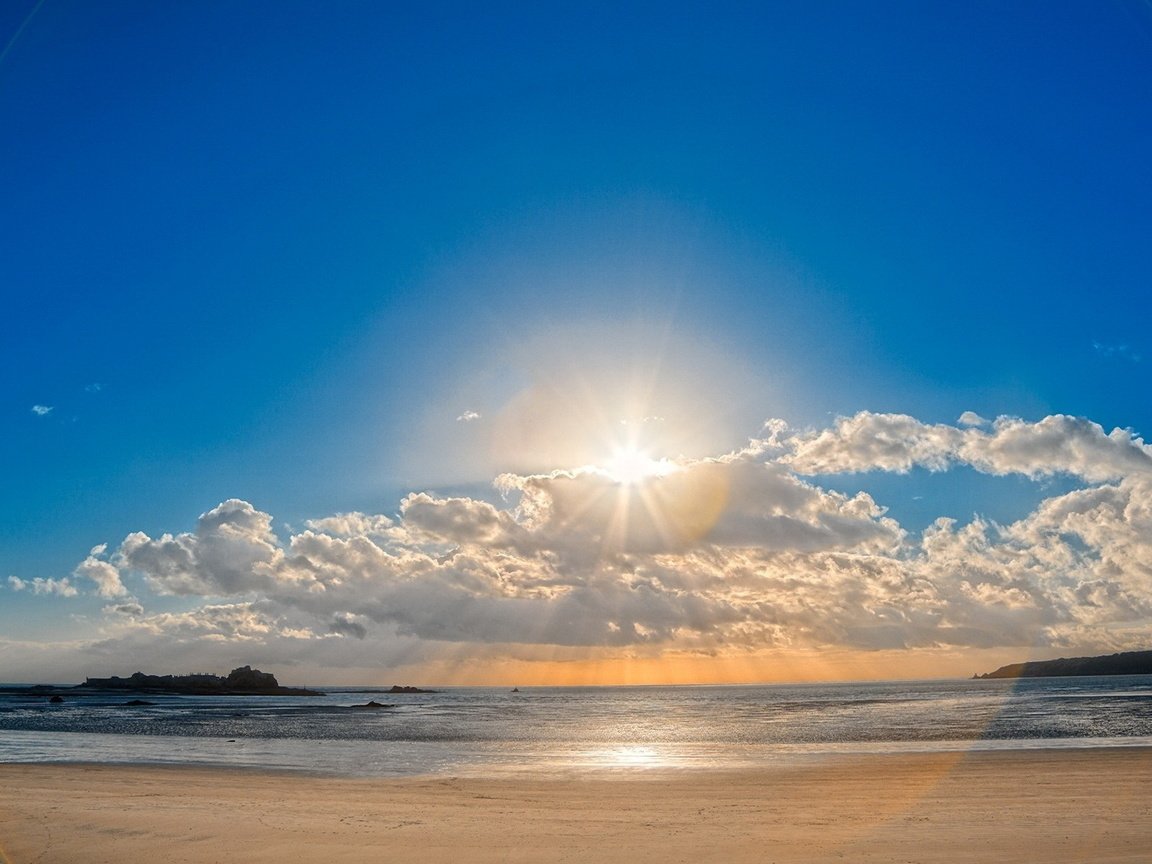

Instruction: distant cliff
[975,650,1152,679]
[82,665,323,696]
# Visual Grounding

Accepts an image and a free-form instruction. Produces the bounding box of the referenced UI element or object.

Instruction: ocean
[2,676,1151,777]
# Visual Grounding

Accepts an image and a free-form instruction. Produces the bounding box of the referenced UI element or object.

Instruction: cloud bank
[10,412,1152,678]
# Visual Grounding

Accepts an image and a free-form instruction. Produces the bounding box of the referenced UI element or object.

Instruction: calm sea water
[2,677,1151,777]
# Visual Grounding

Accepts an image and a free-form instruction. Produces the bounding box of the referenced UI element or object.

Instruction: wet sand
[2,749,1150,863]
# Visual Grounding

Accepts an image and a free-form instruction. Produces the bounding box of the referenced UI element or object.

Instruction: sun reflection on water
[584,745,670,769]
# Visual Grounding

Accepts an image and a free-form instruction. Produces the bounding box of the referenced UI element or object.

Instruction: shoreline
[6,732,1152,783]
[3,748,1151,863]
[5,726,1152,780]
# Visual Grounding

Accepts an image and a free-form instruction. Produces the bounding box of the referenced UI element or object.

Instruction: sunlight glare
[583,745,671,769]
[603,446,675,486]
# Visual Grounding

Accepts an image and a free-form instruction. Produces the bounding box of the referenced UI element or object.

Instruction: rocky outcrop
[82,666,323,696]
[224,666,279,691]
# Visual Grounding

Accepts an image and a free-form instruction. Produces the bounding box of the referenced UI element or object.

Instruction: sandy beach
[2,748,1150,863]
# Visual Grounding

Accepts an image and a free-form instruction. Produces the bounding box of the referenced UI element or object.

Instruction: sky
[3,1,1152,685]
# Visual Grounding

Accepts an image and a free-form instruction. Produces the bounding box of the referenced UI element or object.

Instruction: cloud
[116,602,284,641]
[786,412,1152,482]
[49,412,1152,666]
[117,499,294,596]
[1093,341,1141,363]
[967,415,1152,482]
[957,411,987,427]
[30,405,53,416]
[786,412,963,474]
[7,575,78,597]
[103,602,144,617]
[456,410,481,422]
[73,544,129,597]
[401,492,523,547]
[328,613,368,639]
[304,512,394,537]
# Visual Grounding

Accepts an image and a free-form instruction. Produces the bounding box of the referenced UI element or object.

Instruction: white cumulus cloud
[7,575,78,597]
[73,544,129,598]
[786,411,1152,482]
[43,412,1152,664]
[304,512,394,538]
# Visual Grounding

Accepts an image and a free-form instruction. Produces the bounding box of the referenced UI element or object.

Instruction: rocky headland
[975,649,1152,679]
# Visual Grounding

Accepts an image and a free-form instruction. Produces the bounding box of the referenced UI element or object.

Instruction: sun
[602,446,675,486]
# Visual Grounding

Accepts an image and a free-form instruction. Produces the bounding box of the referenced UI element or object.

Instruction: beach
[2,748,1150,863]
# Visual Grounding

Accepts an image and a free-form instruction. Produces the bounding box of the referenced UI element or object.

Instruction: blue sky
[3,1,1151,684]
